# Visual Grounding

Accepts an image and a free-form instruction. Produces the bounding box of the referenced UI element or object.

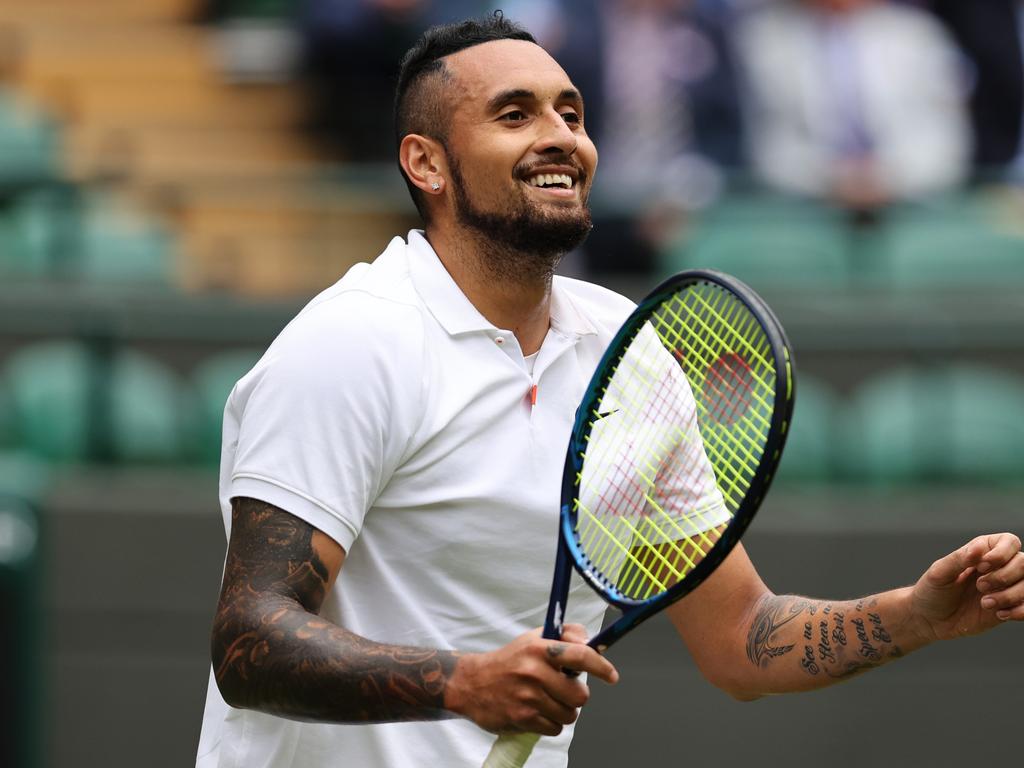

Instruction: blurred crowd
[281,0,1024,272]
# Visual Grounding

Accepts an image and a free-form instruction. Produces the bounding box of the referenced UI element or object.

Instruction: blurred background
[0,0,1021,766]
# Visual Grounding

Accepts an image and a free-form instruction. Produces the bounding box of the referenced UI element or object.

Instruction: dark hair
[393,12,536,222]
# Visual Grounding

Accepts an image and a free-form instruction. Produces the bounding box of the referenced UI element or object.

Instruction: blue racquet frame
[541,269,796,651]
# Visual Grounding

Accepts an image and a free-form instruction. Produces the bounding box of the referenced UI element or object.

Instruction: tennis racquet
[482,269,796,767]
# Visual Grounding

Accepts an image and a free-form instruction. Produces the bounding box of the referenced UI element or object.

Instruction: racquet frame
[543,269,796,651]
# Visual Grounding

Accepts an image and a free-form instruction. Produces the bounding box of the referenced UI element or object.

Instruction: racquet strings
[573,281,778,602]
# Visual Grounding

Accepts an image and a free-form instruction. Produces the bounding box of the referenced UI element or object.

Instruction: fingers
[541,637,619,685]
[977,545,1024,620]
[975,533,1022,574]
[514,632,619,731]
[454,626,622,736]
[559,623,589,644]
[927,533,1022,587]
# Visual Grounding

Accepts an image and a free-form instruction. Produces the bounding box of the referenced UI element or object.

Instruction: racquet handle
[481,732,541,768]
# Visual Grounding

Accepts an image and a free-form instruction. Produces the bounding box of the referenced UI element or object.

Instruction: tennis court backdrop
[1,0,1023,766]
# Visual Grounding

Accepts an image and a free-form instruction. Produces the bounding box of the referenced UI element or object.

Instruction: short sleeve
[226,293,425,551]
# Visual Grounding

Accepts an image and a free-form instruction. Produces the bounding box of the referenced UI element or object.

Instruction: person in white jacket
[737,0,970,211]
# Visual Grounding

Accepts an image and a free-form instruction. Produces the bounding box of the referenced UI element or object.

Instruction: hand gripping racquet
[482,270,796,767]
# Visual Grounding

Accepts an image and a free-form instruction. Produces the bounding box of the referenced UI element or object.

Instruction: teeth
[526,173,573,189]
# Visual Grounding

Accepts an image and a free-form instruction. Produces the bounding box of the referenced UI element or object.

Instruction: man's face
[440,39,598,260]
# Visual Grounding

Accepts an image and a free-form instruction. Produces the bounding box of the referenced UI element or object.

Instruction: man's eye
[561,111,581,125]
[500,110,527,121]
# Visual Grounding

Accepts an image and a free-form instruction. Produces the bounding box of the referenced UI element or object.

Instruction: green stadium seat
[0,187,78,279]
[840,364,1024,484]
[74,193,175,286]
[0,451,53,507]
[662,194,851,290]
[0,87,60,190]
[877,201,1024,287]
[774,375,839,484]
[3,341,194,463]
[191,348,261,464]
[3,341,92,462]
[111,349,197,463]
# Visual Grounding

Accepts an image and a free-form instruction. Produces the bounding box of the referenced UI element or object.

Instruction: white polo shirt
[197,231,638,768]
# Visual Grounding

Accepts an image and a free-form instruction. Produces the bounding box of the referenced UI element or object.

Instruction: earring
[431,181,441,191]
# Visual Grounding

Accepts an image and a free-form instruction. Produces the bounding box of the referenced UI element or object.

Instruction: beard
[448,156,593,281]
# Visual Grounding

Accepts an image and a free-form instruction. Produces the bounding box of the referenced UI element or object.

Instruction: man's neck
[425,226,555,356]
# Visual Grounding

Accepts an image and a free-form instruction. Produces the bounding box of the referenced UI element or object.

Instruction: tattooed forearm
[212,497,459,723]
[745,594,907,689]
[745,595,808,666]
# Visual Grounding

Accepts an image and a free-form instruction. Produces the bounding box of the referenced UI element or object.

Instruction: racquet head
[551,269,795,650]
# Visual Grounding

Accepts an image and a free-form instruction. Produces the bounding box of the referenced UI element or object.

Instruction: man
[196,14,1024,768]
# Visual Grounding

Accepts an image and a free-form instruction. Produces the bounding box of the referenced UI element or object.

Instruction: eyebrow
[485,88,583,113]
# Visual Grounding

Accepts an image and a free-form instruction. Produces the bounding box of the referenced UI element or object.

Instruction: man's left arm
[668,534,1024,700]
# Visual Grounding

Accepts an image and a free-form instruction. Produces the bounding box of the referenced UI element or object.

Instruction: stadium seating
[75,191,175,285]
[0,0,201,24]
[876,200,1024,287]
[0,87,60,190]
[774,375,839,484]
[0,186,174,284]
[662,195,851,290]
[2,340,194,464]
[0,186,77,279]
[839,364,1024,484]
[190,347,262,464]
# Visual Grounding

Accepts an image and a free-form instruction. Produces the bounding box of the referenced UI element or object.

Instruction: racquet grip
[481,732,542,768]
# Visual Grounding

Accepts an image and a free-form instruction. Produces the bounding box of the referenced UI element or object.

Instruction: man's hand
[910,533,1024,642]
[444,624,619,737]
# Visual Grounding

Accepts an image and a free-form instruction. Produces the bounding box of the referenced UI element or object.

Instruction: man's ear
[399,134,448,196]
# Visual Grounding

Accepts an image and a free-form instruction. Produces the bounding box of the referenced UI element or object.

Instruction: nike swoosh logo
[594,408,619,421]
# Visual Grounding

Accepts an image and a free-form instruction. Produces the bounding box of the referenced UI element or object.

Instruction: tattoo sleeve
[745,593,908,688]
[211,497,460,723]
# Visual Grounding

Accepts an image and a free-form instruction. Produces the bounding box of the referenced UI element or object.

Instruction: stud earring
[431,181,441,191]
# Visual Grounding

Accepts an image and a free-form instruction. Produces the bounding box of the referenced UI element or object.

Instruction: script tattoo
[746,596,810,667]
[832,611,848,646]
[851,618,882,661]
[747,595,908,685]
[868,613,892,643]
[800,645,820,675]
[212,497,458,722]
[817,620,836,664]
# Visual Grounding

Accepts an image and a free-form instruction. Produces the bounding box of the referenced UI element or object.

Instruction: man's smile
[519,167,584,200]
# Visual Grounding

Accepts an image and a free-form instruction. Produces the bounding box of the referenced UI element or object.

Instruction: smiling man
[197,16,625,768]
[196,13,1024,768]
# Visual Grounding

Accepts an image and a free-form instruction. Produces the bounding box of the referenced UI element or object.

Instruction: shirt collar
[550,278,599,338]
[407,230,495,335]
[406,229,598,339]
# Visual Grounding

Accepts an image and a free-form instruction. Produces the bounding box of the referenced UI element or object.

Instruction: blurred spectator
[736,0,970,214]
[928,0,1024,182]
[299,0,489,160]
[549,0,745,273]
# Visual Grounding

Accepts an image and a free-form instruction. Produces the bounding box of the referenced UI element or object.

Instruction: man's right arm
[211,497,618,734]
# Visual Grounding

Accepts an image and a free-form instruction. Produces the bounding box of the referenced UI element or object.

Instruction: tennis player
[196,14,1024,768]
